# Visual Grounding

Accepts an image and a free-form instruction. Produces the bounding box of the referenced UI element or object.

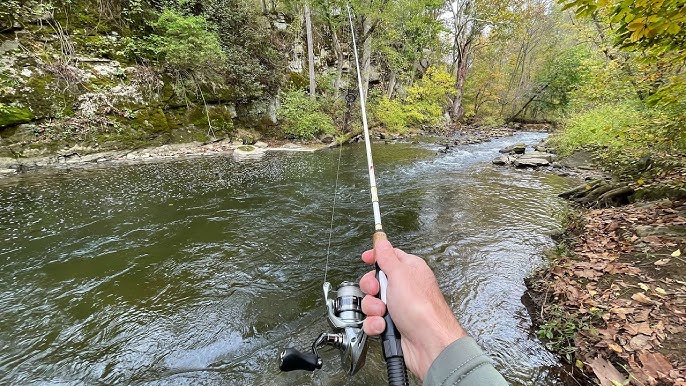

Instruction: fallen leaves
[589,355,628,386]
[625,323,654,336]
[628,334,652,351]
[639,352,674,379]
[631,292,653,304]
[531,199,686,385]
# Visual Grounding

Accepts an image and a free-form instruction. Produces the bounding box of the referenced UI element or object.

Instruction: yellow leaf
[638,283,649,291]
[667,23,681,34]
[647,15,660,23]
[655,287,666,295]
[672,249,681,257]
[628,21,646,31]
[637,178,645,185]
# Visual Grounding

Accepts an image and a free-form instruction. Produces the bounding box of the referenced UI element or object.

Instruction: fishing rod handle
[373,232,410,386]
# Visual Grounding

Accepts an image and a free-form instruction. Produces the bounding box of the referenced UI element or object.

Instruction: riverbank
[0,138,328,178]
[0,123,539,179]
[525,151,686,385]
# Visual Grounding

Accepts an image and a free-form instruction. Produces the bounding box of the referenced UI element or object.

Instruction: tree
[560,0,686,106]
[304,3,316,99]
[443,0,513,122]
[373,0,444,98]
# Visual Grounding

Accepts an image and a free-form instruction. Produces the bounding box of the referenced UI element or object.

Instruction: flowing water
[0,132,577,385]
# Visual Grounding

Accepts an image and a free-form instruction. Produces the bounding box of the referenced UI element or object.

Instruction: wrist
[415,307,467,379]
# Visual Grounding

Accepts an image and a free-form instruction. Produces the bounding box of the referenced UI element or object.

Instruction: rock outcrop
[493,145,557,168]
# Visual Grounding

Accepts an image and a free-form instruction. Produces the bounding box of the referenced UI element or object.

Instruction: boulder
[499,143,526,154]
[492,155,512,165]
[319,134,334,144]
[514,158,550,168]
[519,151,556,162]
[559,150,595,170]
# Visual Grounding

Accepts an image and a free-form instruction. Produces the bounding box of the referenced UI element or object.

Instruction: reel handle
[373,232,410,386]
[279,347,322,372]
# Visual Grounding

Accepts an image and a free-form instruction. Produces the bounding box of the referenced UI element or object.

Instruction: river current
[0,132,575,385]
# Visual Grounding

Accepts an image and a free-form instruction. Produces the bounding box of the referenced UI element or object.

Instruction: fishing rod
[278,5,409,386]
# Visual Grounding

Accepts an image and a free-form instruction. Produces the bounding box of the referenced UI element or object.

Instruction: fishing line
[324,142,343,285]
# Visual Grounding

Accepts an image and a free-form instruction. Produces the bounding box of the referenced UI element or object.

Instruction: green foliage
[0,0,53,26]
[552,102,641,155]
[373,0,445,83]
[559,0,686,107]
[533,46,591,115]
[278,89,335,139]
[373,97,422,133]
[560,0,686,55]
[537,305,585,363]
[201,0,285,100]
[132,10,224,78]
[551,101,685,157]
[372,66,455,133]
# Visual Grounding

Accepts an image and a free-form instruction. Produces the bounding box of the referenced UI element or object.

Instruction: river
[0,132,576,385]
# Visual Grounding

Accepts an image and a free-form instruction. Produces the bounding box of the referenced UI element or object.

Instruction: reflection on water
[0,132,575,385]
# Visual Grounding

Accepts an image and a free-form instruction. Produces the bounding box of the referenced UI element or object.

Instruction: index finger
[361,249,375,265]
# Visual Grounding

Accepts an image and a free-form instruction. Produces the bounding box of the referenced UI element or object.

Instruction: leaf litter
[528,199,686,385]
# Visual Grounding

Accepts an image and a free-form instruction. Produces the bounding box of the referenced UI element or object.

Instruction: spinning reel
[279,281,368,375]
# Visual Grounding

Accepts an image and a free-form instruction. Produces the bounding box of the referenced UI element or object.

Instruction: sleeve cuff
[422,336,507,386]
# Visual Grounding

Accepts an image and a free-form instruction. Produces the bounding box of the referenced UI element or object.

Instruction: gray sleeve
[422,337,508,386]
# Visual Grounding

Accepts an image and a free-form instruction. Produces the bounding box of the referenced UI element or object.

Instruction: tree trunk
[305,4,316,99]
[330,26,344,99]
[509,83,549,121]
[361,16,372,100]
[451,53,468,121]
[387,70,396,99]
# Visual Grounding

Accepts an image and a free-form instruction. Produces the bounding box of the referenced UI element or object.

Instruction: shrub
[372,66,455,133]
[150,10,224,74]
[201,0,285,100]
[278,89,335,139]
[126,9,224,81]
[373,97,421,133]
[551,101,685,157]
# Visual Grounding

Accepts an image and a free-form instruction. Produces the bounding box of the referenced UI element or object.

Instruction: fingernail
[373,317,385,333]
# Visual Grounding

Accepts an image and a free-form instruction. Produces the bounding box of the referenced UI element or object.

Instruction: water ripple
[0,133,576,385]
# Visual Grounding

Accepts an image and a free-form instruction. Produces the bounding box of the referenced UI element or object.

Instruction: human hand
[359,236,467,380]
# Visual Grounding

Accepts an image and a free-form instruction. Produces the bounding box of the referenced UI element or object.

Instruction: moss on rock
[0,105,35,128]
